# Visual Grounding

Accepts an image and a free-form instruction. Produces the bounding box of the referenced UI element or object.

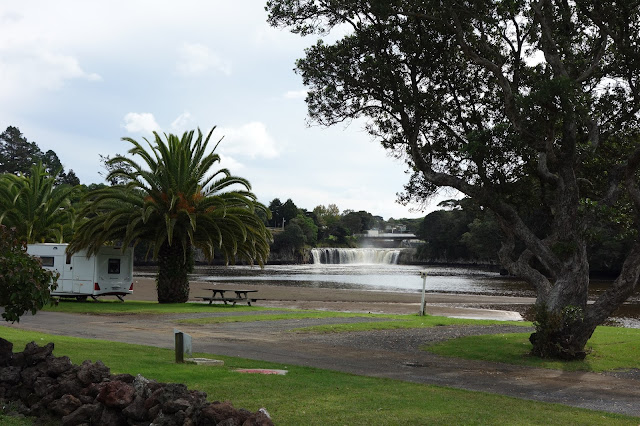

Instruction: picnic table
[198,288,262,306]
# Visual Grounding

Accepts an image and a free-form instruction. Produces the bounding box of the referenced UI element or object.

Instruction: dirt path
[6,305,640,418]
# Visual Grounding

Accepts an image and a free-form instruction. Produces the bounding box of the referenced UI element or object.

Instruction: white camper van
[26,244,134,301]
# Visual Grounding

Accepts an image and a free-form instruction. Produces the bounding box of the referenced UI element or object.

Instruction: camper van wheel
[116,295,125,302]
[76,296,88,302]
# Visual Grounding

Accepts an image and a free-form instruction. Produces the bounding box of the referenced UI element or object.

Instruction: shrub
[0,225,58,322]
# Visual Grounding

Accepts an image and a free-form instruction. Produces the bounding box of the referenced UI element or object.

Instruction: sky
[0,1,446,220]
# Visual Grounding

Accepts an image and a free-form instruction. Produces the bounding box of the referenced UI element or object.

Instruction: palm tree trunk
[156,241,192,303]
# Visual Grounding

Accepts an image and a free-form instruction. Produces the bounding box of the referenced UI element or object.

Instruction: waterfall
[310,248,401,265]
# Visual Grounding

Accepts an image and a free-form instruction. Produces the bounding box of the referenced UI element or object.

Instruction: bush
[0,225,58,322]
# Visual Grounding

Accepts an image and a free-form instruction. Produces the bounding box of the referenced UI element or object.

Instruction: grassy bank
[1,327,637,425]
[425,326,640,373]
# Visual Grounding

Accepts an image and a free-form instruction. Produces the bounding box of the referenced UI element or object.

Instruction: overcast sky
[0,1,447,219]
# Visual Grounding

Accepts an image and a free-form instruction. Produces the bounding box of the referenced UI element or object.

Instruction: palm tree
[69,127,271,303]
[0,163,77,243]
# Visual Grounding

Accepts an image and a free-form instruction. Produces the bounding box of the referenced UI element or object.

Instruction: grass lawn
[41,299,264,315]
[1,327,637,425]
[38,300,640,373]
[424,326,640,373]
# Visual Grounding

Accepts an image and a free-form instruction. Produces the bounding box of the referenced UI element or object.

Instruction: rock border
[0,338,273,425]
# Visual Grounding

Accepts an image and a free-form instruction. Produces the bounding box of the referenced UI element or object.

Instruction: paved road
[5,310,640,418]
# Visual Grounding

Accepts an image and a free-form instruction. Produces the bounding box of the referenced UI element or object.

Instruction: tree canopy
[0,126,79,186]
[268,0,640,358]
[69,128,271,303]
[0,163,78,243]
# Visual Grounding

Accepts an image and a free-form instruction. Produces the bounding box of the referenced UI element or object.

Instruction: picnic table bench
[198,288,262,306]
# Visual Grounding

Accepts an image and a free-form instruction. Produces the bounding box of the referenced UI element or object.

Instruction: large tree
[0,126,79,185]
[0,163,78,243]
[268,1,640,359]
[68,128,271,303]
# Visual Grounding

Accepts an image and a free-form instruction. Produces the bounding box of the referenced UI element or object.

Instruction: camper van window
[40,256,55,267]
[108,259,121,274]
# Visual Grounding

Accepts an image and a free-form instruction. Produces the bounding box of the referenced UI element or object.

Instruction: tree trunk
[527,241,595,360]
[529,304,597,360]
[156,241,192,303]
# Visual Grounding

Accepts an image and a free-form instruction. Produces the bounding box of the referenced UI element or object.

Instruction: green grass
[42,299,268,315]
[36,300,640,374]
[291,314,528,333]
[42,301,528,331]
[425,326,640,373]
[1,327,637,425]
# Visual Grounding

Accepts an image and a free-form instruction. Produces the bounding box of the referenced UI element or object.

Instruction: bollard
[419,271,427,316]
[175,331,184,363]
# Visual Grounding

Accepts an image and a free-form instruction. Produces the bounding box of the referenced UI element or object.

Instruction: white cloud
[0,47,101,99]
[170,111,196,133]
[122,113,160,134]
[218,154,245,172]
[215,122,279,159]
[176,42,232,76]
[284,89,308,99]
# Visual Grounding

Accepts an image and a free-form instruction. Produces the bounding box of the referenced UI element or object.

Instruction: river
[135,248,640,327]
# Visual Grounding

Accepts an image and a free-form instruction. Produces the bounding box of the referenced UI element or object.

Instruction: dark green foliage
[0,126,41,175]
[0,225,57,322]
[70,127,271,303]
[272,223,306,257]
[0,126,79,185]
[290,214,318,246]
[416,210,472,261]
[0,163,78,243]
[530,304,588,360]
[268,198,284,227]
[267,0,640,359]
[341,210,374,235]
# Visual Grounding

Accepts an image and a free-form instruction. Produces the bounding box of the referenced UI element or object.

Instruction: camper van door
[71,253,94,294]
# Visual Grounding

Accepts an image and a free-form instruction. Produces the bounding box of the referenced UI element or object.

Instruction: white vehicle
[26,244,134,301]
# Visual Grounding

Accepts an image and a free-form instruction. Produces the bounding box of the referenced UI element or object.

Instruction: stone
[132,374,153,399]
[99,406,127,426]
[0,366,21,384]
[46,355,74,376]
[10,351,25,368]
[0,338,13,366]
[200,401,250,425]
[0,339,273,426]
[243,409,274,426]
[56,371,83,398]
[122,395,147,421]
[77,360,110,385]
[163,397,191,414]
[20,366,44,388]
[33,375,57,397]
[61,403,101,426]
[48,393,82,416]
[147,403,161,419]
[112,373,134,383]
[22,341,54,365]
[97,380,135,409]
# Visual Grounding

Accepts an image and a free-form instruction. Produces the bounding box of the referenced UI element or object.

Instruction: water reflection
[135,264,640,326]
[192,264,536,296]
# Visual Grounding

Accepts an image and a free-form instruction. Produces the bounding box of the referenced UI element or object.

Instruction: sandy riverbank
[128,277,533,321]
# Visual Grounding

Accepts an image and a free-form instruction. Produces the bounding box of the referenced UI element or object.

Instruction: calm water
[135,263,640,326]
[189,264,536,296]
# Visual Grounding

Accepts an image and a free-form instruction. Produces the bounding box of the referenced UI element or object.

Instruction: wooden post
[419,273,426,316]
[175,331,184,363]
